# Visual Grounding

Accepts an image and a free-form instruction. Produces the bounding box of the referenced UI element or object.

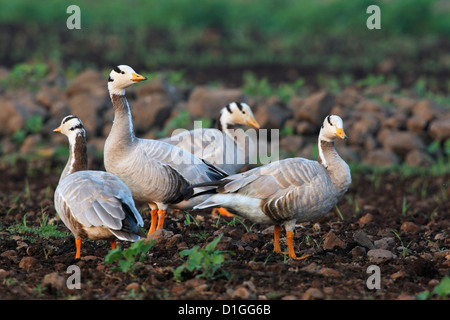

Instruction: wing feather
[55,171,142,232]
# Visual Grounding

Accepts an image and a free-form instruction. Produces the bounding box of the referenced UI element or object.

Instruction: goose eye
[121,71,125,74]
[242,111,246,114]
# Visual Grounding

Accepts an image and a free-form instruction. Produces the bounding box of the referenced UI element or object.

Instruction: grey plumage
[192,115,351,259]
[104,66,228,212]
[55,170,144,241]
[53,115,144,253]
[159,102,259,175]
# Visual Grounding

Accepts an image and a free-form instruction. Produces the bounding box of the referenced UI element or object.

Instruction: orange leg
[286,231,311,260]
[110,239,116,250]
[273,225,281,253]
[148,209,158,235]
[156,210,166,229]
[212,207,235,217]
[75,238,82,259]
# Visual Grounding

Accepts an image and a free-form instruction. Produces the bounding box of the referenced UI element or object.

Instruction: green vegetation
[242,71,305,103]
[2,62,48,90]
[215,215,256,233]
[155,110,191,138]
[417,276,450,300]
[12,115,44,145]
[182,211,200,227]
[105,239,155,275]
[6,213,69,242]
[174,234,234,281]
[391,230,414,258]
[1,0,449,79]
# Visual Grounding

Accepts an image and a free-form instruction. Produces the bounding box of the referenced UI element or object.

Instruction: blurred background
[0,0,449,172]
[1,0,449,88]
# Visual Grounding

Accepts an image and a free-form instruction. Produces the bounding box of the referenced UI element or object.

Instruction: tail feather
[110,230,141,241]
[184,178,231,200]
[193,199,223,210]
[202,159,228,180]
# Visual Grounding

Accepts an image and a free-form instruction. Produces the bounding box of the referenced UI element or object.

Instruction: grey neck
[109,93,136,146]
[318,138,351,194]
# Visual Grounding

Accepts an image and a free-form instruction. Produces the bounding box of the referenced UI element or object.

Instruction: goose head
[53,115,86,139]
[320,115,348,141]
[221,102,260,129]
[107,65,147,96]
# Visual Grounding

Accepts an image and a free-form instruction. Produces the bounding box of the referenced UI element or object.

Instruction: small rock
[0,269,12,279]
[428,114,450,141]
[132,94,173,131]
[378,129,425,157]
[351,246,366,257]
[322,232,345,250]
[254,98,292,130]
[42,273,65,292]
[406,116,428,133]
[186,86,244,119]
[293,91,335,127]
[400,221,420,234]
[363,149,399,167]
[230,286,251,299]
[281,295,298,300]
[391,270,407,280]
[1,250,18,258]
[392,96,416,112]
[397,293,414,300]
[353,231,375,250]
[367,249,395,262]
[358,213,373,225]
[384,111,407,129]
[82,255,98,261]
[374,237,395,250]
[319,268,342,278]
[145,228,173,244]
[302,287,324,300]
[428,279,440,287]
[19,257,38,270]
[335,87,361,108]
[125,282,140,292]
[405,149,432,167]
[166,233,182,247]
[240,232,260,244]
[280,135,305,154]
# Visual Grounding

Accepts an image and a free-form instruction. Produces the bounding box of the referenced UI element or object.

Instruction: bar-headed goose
[104,65,228,235]
[160,102,260,217]
[192,115,351,259]
[160,102,260,175]
[53,116,144,259]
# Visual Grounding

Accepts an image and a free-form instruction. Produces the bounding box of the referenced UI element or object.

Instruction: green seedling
[401,196,411,216]
[7,213,68,241]
[174,234,234,281]
[429,207,438,220]
[335,205,344,221]
[416,275,450,300]
[391,230,414,258]
[234,216,256,233]
[183,212,200,227]
[105,239,154,275]
[425,239,446,253]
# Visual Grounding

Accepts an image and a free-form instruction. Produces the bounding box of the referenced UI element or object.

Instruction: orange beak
[131,73,147,82]
[247,118,260,129]
[53,127,61,133]
[336,128,348,140]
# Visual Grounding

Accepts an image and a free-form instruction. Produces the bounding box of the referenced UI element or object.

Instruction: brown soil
[0,158,449,301]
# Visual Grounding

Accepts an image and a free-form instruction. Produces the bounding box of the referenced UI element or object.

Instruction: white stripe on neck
[318,129,332,168]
